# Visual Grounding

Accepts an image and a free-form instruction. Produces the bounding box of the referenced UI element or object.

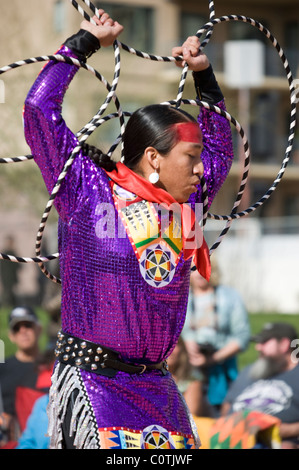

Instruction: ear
[279,337,291,354]
[144,146,160,171]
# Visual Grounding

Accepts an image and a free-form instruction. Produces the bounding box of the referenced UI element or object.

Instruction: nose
[193,160,204,177]
[18,325,29,333]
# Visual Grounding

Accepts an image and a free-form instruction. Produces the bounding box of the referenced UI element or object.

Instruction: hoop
[194,15,297,223]
[0,0,296,283]
[161,99,250,256]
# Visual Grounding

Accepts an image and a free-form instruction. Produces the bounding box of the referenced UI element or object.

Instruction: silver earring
[149,169,159,184]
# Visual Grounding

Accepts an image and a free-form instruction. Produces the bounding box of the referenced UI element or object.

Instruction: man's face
[256,337,287,360]
[9,321,40,352]
[249,338,289,380]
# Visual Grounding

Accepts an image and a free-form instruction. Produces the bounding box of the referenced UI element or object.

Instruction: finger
[182,47,192,61]
[184,36,201,47]
[182,39,201,56]
[172,46,183,57]
[100,13,110,24]
[173,59,185,68]
[181,47,199,69]
[92,15,101,25]
[112,21,124,36]
[188,47,199,57]
[103,18,114,27]
[172,47,184,67]
[182,41,199,55]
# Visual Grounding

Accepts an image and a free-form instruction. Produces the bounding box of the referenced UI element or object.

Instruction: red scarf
[105,162,211,281]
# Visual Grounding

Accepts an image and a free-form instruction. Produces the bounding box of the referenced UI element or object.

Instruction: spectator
[221,322,299,449]
[0,306,42,445]
[182,259,251,415]
[16,348,54,449]
[0,235,21,307]
[16,394,50,449]
[167,336,212,417]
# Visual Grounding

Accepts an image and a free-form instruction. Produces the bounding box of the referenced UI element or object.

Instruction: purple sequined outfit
[24,45,233,449]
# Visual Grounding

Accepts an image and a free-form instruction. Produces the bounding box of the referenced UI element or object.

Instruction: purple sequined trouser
[24,45,234,449]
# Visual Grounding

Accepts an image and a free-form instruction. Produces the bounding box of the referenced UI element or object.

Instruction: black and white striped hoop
[161,98,250,259]
[195,15,297,225]
[0,0,296,282]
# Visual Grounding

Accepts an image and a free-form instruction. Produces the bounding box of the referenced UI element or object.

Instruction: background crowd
[1,254,298,450]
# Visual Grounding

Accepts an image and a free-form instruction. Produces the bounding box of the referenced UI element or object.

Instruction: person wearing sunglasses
[0,306,42,447]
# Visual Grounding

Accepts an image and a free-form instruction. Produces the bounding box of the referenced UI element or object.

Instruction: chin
[172,194,187,203]
[249,357,285,380]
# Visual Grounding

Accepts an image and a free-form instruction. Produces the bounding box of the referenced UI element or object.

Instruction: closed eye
[188,153,203,161]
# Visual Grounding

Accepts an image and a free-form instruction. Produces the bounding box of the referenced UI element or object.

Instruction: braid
[82,143,117,172]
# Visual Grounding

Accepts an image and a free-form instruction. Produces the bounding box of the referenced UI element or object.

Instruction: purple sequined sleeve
[199,101,234,208]
[23,46,82,221]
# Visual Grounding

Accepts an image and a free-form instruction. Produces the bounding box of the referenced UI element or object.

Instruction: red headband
[173,122,203,144]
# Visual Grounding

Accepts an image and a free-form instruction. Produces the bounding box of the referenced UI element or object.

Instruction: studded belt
[54,331,169,377]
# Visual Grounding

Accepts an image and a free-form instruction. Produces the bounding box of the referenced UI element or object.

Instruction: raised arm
[172,37,234,208]
[23,13,123,220]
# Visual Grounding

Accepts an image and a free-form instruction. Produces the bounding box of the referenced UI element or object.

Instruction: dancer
[23,10,233,449]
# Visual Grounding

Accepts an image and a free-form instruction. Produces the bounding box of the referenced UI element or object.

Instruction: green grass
[1,308,298,369]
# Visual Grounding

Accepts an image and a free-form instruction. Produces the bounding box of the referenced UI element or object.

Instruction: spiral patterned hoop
[162,99,250,257]
[0,0,296,284]
[196,15,297,224]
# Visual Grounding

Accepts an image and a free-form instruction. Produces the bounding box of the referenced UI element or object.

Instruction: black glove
[63,29,101,62]
[193,65,224,104]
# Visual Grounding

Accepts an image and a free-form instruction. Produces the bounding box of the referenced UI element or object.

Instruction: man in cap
[0,306,42,445]
[221,322,299,448]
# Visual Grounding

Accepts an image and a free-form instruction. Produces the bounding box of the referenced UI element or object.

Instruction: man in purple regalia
[23,10,234,449]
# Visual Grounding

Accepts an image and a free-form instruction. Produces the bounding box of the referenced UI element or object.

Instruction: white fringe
[47,363,100,449]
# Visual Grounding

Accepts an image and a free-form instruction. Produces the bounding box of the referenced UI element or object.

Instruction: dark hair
[84,104,196,171]
[81,142,116,172]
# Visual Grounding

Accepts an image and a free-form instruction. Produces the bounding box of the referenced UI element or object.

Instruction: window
[95,2,154,52]
[180,12,208,44]
[180,12,221,69]
[228,19,269,43]
[284,21,299,78]
[250,92,278,162]
[228,18,287,77]
[54,0,65,33]
[285,20,299,48]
